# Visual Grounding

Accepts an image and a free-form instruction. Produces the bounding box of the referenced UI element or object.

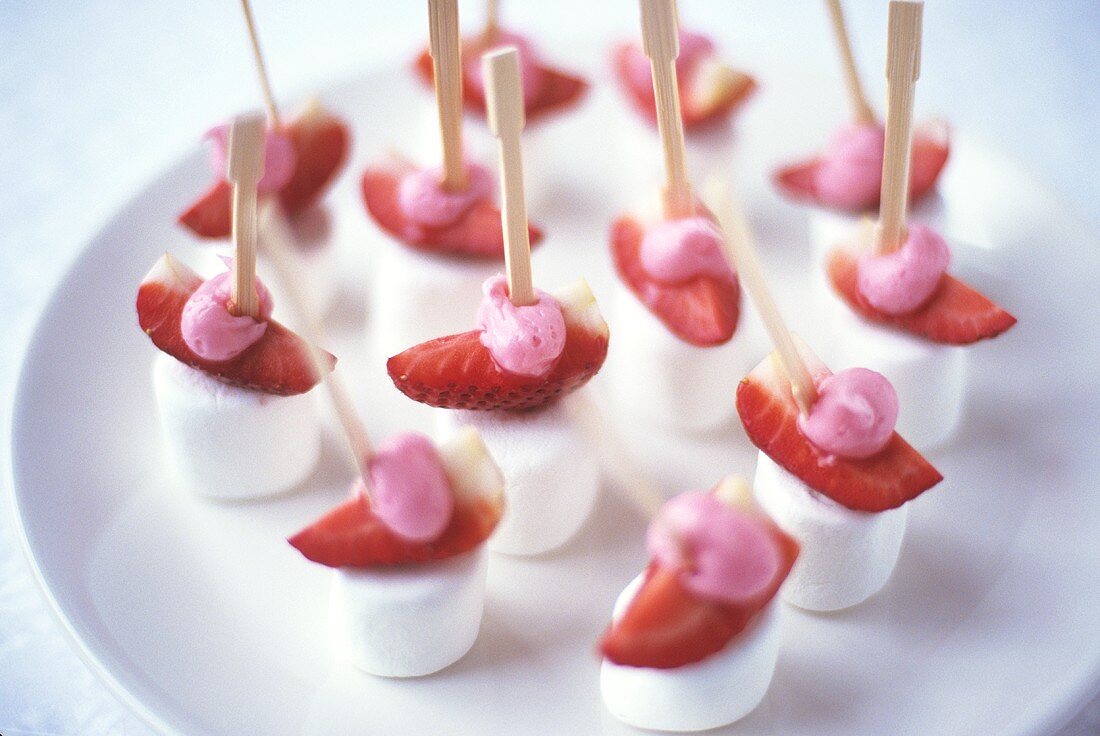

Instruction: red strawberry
[611,42,756,130]
[387,280,608,411]
[178,103,350,239]
[136,253,335,395]
[599,510,798,670]
[289,428,504,567]
[773,119,950,211]
[826,244,1017,345]
[413,42,587,123]
[736,340,943,512]
[361,157,544,259]
[610,215,740,347]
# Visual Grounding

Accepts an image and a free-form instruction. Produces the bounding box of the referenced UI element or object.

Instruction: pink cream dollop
[647,491,782,605]
[857,223,951,315]
[814,122,886,210]
[476,274,566,378]
[624,30,717,92]
[639,216,734,284]
[797,368,899,460]
[354,432,455,543]
[205,124,297,193]
[398,161,493,228]
[464,32,546,106]
[181,258,274,362]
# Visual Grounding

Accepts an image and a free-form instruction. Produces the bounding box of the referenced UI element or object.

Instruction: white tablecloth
[2,1,1097,733]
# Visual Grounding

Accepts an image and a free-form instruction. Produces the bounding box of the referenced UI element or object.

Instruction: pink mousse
[476,274,565,378]
[624,29,716,92]
[814,122,886,210]
[857,223,951,315]
[398,161,493,228]
[797,368,899,460]
[464,31,546,106]
[205,124,297,193]
[639,216,734,283]
[647,491,782,605]
[353,432,455,543]
[181,258,274,362]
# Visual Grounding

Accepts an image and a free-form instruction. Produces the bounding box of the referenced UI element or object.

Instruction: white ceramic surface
[10,55,1100,736]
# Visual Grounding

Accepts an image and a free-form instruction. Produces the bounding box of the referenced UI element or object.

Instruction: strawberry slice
[136,253,334,395]
[361,157,544,258]
[610,215,740,347]
[289,428,504,567]
[610,42,756,130]
[736,340,943,512]
[178,103,350,239]
[825,245,1017,345]
[773,119,950,211]
[387,280,608,411]
[413,44,587,123]
[600,515,798,670]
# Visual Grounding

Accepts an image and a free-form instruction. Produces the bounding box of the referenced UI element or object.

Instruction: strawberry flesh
[599,516,798,670]
[137,254,334,395]
[610,215,740,347]
[610,42,756,130]
[288,490,502,568]
[736,345,943,512]
[178,106,350,239]
[413,45,587,123]
[361,158,544,258]
[826,246,1017,345]
[773,119,950,212]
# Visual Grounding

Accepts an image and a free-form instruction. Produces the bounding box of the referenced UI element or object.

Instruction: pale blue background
[1,1,1097,733]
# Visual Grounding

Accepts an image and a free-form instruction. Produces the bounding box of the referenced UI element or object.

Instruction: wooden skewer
[239,0,281,128]
[705,178,818,415]
[825,0,876,124]
[483,47,535,306]
[874,0,923,254]
[428,0,468,191]
[484,0,500,42]
[259,205,375,501]
[640,0,693,219]
[227,113,266,319]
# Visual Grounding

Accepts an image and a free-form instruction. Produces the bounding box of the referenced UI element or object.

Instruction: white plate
[11,50,1100,736]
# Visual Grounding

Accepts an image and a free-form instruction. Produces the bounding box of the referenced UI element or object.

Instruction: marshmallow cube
[330,547,488,677]
[152,353,321,500]
[370,237,499,359]
[607,283,769,433]
[827,297,968,449]
[753,452,907,611]
[601,574,781,732]
[436,401,599,556]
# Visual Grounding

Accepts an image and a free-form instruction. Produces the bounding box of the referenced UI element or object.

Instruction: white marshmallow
[752,452,907,612]
[606,283,770,433]
[601,574,781,732]
[369,236,499,360]
[152,353,321,499]
[435,400,599,556]
[824,294,969,449]
[330,546,488,677]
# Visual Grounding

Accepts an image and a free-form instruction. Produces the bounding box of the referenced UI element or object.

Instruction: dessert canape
[599,477,798,731]
[612,19,757,187]
[607,0,767,433]
[821,2,1015,447]
[178,0,350,314]
[389,49,609,556]
[773,0,950,266]
[139,116,332,499]
[290,428,504,677]
[362,0,544,358]
[411,0,588,210]
[708,175,943,611]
